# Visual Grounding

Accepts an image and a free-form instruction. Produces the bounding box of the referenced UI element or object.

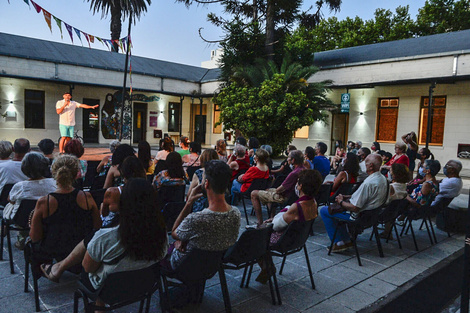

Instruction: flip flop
[40,263,60,283]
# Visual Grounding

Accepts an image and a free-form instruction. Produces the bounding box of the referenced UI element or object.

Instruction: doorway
[82,98,100,143]
[190,103,207,144]
[331,112,349,154]
[133,103,147,143]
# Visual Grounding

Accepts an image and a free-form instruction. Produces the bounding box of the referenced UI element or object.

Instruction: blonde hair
[200,149,219,167]
[52,154,79,187]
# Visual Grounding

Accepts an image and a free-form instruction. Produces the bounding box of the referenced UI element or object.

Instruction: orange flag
[42,10,52,33]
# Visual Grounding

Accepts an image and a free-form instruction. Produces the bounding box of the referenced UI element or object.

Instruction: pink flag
[83,32,91,48]
[64,23,73,43]
[42,10,52,33]
[30,0,41,13]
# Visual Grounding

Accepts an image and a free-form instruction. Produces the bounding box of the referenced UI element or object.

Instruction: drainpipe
[179,96,184,137]
[425,82,436,148]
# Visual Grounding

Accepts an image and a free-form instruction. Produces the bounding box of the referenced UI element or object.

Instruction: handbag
[328,201,347,215]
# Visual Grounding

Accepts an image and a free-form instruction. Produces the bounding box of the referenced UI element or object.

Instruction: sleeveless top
[330,171,356,196]
[411,181,439,207]
[41,189,93,260]
[231,159,250,181]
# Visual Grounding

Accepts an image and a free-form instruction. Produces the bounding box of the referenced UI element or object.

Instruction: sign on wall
[341,93,350,113]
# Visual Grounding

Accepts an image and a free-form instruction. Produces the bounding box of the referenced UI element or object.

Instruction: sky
[1,0,427,67]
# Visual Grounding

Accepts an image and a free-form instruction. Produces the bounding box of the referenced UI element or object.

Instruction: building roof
[0,32,220,83]
[313,29,470,68]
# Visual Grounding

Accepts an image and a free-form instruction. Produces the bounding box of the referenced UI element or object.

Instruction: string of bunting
[19,0,131,53]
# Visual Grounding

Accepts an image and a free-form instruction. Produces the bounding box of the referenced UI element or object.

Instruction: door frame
[133,102,148,143]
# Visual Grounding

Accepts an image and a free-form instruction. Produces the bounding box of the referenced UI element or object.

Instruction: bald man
[432,160,463,206]
[320,154,388,252]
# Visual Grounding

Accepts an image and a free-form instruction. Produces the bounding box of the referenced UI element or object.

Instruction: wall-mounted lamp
[359,112,364,115]
[5,101,16,118]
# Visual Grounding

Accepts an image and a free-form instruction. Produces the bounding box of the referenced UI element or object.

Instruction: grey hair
[395,141,407,152]
[290,150,304,165]
[109,140,121,154]
[0,141,13,159]
[448,159,463,173]
[234,145,246,157]
[260,144,272,155]
[21,152,50,179]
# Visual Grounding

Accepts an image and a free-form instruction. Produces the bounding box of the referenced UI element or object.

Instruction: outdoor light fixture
[5,101,17,118]
[359,112,364,115]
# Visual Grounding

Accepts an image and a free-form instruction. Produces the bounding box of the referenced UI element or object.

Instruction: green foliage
[416,0,470,35]
[214,58,333,154]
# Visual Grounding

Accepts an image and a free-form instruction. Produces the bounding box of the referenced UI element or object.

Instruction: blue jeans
[319,206,351,244]
[231,180,242,205]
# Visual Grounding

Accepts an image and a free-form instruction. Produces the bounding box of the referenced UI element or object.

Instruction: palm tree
[86,0,151,52]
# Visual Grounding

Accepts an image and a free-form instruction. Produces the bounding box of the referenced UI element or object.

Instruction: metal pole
[179,96,184,137]
[119,14,132,141]
[461,187,470,312]
[425,82,436,148]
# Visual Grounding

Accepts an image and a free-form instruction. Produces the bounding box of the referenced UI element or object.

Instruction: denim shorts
[59,124,74,137]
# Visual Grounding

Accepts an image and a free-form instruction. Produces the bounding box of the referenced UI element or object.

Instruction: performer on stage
[56,92,98,153]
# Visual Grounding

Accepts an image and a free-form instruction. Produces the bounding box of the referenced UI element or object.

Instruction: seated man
[0,138,30,196]
[312,142,330,179]
[357,147,371,182]
[170,160,241,270]
[249,150,304,228]
[432,159,463,206]
[319,154,388,252]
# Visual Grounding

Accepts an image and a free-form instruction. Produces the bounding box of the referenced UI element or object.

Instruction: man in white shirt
[357,147,371,182]
[432,160,463,206]
[0,138,30,199]
[56,92,98,153]
[0,141,13,162]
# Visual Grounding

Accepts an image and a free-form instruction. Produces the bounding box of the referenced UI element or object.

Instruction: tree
[86,0,151,52]
[416,0,470,36]
[214,57,334,154]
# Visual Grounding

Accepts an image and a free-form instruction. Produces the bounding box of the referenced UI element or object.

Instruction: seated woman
[100,156,146,227]
[381,142,410,175]
[64,139,87,181]
[188,149,219,212]
[4,152,57,249]
[260,144,273,171]
[41,178,168,299]
[330,140,346,172]
[182,142,201,167]
[229,145,250,182]
[103,144,135,189]
[178,136,190,157]
[216,139,227,162]
[30,154,101,271]
[370,141,381,154]
[256,169,323,283]
[96,140,121,176]
[304,146,315,169]
[137,140,155,175]
[231,148,270,205]
[156,137,174,162]
[406,159,440,209]
[408,147,434,192]
[153,151,188,189]
[327,152,359,197]
[402,131,419,180]
[248,137,260,166]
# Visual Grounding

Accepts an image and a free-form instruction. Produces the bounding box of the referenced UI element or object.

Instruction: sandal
[40,263,60,283]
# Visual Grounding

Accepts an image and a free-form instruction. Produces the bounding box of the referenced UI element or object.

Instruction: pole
[425,82,436,148]
[179,96,184,137]
[460,187,470,312]
[119,14,132,141]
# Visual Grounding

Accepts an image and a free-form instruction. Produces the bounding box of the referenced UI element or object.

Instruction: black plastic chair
[222,224,280,305]
[0,183,14,209]
[90,189,106,209]
[153,160,167,175]
[73,264,164,313]
[315,184,333,206]
[328,182,360,204]
[238,178,270,224]
[90,173,107,191]
[264,219,316,299]
[0,199,37,273]
[371,199,409,249]
[160,248,231,312]
[270,175,287,189]
[162,202,185,232]
[400,203,437,251]
[429,197,455,238]
[186,166,201,182]
[328,207,383,266]
[157,185,186,209]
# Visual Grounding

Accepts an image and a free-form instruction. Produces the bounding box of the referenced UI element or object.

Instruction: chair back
[158,185,186,208]
[95,264,160,305]
[162,202,185,231]
[186,166,201,181]
[430,197,454,215]
[0,184,15,207]
[90,189,107,209]
[153,160,167,175]
[242,178,270,195]
[83,161,100,188]
[223,224,273,266]
[271,175,287,189]
[146,174,155,184]
[271,219,315,253]
[12,199,37,228]
[90,173,107,191]
[315,184,332,206]
[356,207,382,229]
[171,248,225,284]
[378,199,408,224]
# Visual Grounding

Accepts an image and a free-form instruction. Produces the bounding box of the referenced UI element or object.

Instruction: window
[213,104,222,134]
[167,102,180,132]
[294,126,309,139]
[419,96,446,146]
[376,98,399,142]
[24,89,45,129]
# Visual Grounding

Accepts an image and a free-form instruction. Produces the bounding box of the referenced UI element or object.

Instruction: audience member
[0,140,13,162]
[312,142,330,179]
[188,149,219,212]
[304,146,315,169]
[260,144,273,170]
[357,147,371,182]
[271,145,296,177]
[103,144,135,189]
[64,139,87,180]
[182,142,201,167]
[382,142,410,173]
[138,140,155,175]
[249,150,304,227]
[432,160,463,206]
[327,152,359,195]
[216,139,227,162]
[402,131,419,178]
[406,159,440,208]
[229,145,250,181]
[0,138,29,195]
[331,140,346,172]
[169,160,240,269]
[38,139,55,164]
[319,154,388,252]
[409,147,434,186]
[156,137,174,161]
[178,136,190,157]
[248,137,260,166]
[370,142,381,154]
[347,141,356,154]
[96,140,120,176]
[153,152,188,189]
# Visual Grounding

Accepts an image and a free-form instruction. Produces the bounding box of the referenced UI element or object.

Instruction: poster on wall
[149,111,158,127]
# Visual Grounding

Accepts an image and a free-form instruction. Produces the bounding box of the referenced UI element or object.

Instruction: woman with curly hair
[41,178,168,298]
[153,151,188,189]
[327,152,359,196]
[156,137,174,161]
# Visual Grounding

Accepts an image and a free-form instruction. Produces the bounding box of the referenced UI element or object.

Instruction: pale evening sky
[1,0,427,67]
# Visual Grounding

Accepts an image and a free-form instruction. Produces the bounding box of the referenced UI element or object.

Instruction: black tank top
[42,189,93,260]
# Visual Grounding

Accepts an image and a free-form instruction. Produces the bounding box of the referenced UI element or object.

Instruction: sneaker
[329,241,353,253]
[245,223,260,230]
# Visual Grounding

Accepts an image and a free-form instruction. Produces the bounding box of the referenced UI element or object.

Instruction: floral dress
[411,181,439,207]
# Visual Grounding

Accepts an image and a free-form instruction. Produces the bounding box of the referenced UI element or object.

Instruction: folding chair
[162,202,185,232]
[315,184,333,206]
[0,183,14,209]
[400,204,436,251]
[238,178,270,224]
[371,199,409,249]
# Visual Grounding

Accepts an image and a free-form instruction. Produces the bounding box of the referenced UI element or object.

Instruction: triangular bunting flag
[89,34,95,44]
[23,0,29,5]
[42,10,52,33]
[64,23,73,43]
[30,0,42,13]
[83,32,91,48]
[73,28,82,45]
[53,16,63,39]
[122,39,126,53]
[119,39,124,52]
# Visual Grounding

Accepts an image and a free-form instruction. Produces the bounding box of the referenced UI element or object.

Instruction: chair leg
[369,230,374,241]
[161,275,171,312]
[144,295,151,313]
[408,221,419,251]
[303,245,315,289]
[33,271,40,312]
[279,255,287,275]
[6,223,14,274]
[423,219,434,245]
[240,266,248,288]
[393,224,402,249]
[373,226,384,258]
[419,219,425,230]
[242,197,249,225]
[218,269,232,313]
[138,299,145,313]
[0,218,4,260]
[429,216,438,243]
[73,290,81,313]
[352,238,362,266]
[268,254,281,305]
[328,224,340,255]
[245,264,254,288]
